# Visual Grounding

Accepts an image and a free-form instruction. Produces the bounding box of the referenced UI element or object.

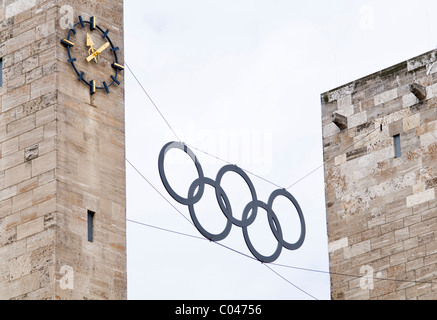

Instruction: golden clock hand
[96,42,110,54]
[86,33,98,63]
[86,33,95,48]
[86,42,110,62]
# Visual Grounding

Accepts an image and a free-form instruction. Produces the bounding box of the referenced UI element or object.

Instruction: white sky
[123,0,437,300]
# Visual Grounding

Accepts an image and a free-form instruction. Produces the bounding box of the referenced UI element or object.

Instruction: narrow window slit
[0,58,3,87]
[88,210,95,242]
[394,134,401,158]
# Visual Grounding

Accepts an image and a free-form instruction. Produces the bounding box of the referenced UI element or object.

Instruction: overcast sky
[123,0,437,300]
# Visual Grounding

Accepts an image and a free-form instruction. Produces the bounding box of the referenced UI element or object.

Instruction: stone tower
[0,0,126,299]
[321,49,437,300]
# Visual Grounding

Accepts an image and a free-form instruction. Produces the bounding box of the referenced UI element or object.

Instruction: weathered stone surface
[410,83,427,101]
[322,48,437,300]
[5,0,37,19]
[328,237,348,253]
[406,189,435,208]
[346,147,368,162]
[332,112,348,130]
[24,144,38,161]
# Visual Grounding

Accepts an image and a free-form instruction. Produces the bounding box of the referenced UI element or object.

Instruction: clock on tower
[61,16,125,95]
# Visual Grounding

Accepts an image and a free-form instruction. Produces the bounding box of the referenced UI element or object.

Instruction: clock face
[60,16,124,95]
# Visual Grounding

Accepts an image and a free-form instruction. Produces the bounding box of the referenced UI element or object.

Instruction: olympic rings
[158,141,306,263]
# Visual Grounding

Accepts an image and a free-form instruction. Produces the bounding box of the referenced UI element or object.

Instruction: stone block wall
[0,0,126,299]
[321,49,437,299]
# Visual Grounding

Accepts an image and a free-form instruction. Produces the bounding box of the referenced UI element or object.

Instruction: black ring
[188,177,233,242]
[267,189,306,251]
[158,142,205,205]
[215,165,258,228]
[241,200,283,263]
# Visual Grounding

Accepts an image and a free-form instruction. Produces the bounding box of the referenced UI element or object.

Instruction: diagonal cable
[125,61,182,143]
[126,157,194,227]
